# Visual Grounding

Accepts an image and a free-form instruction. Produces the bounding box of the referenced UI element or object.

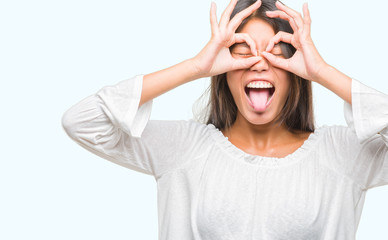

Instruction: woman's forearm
[139,0,263,107]
[315,64,352,105]
[139,59,201,107]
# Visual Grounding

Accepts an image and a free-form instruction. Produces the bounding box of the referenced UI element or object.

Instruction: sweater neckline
[206,124,326,167]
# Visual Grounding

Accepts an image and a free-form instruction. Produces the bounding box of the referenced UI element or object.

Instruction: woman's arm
[261,1,388,190]
[140,60,199,107]
[62,0,264,178]
[314,64,352,105]
[140,0,263,106]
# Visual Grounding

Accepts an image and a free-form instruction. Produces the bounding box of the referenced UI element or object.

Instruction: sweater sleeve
[61,75,207,179]
[343,78,388,190]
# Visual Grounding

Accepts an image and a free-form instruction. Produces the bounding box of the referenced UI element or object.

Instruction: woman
[62,0,388,239]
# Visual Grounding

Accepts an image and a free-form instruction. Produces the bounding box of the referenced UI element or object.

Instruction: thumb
[261,51,289,70]
[232,56,262,70]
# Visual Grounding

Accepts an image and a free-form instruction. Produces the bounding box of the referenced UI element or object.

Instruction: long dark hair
[204,0,314,133]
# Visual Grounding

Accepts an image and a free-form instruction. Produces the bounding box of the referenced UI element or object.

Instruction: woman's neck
[221,114,309,157]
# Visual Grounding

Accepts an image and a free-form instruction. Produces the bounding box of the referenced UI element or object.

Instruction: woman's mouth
[244,80,275,112]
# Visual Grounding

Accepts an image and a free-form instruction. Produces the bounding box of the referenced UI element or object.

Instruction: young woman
[62,0,388,239]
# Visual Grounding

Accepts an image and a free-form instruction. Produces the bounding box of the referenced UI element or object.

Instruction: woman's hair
[195,0,315,133]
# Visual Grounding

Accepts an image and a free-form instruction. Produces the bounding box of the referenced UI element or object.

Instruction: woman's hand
[261,1,327,82]
[191,0,262,78]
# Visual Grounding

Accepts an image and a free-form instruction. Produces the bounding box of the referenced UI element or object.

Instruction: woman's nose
[249,54,269,72]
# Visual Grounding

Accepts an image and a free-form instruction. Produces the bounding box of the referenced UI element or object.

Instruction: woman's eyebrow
[268,43,281,48]
[233,43,250,48]
[232,42,281,52]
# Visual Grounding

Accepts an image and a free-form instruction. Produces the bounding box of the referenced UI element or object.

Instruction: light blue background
[1,0,387,239]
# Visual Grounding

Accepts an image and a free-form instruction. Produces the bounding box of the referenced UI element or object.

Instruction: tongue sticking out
[249,88,270,111]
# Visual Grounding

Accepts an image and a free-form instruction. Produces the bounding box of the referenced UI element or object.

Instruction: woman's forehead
[239,18,276,46]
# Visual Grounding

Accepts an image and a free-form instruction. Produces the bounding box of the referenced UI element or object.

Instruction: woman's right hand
[140,0,262,106]
[191,0,263,78]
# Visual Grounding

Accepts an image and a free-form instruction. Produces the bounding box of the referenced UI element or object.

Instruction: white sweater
[62,75,388,240]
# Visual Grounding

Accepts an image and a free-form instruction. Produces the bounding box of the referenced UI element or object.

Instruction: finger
[302,3,311,34]
[266,10,298,33]
[233,56,263,70]
[228,0,262,32]
[210,2,218,34]
[219,0,238,28]
[265,31,293,52]
[233,33,258,56]
[275,1,304,30]
[261,51,289,70]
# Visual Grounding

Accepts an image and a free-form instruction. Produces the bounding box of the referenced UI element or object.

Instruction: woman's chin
[249,118,274,126]
[243,110,276,126]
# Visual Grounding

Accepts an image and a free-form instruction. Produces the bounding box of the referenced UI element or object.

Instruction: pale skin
[140,0,352,158]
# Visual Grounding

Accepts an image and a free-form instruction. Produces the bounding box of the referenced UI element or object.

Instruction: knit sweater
[62,75,388,239]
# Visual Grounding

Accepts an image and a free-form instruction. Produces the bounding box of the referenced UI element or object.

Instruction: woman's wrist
[187,54,216,80]
[186,57,207,80]
[312,62,331,85]
[166,58,206,85]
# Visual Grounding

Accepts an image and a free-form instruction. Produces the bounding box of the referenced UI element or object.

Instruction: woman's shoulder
[284,125,358,154]
[144,119,215,144]
[145,118,210,133]
[315,124,355,136]
[312,124,361,150]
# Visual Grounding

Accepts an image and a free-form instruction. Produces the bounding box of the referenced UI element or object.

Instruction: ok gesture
[262,1,327,82]
[192,0,263,78]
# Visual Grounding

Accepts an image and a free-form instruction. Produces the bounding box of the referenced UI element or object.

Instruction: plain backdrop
[1,0,388,239]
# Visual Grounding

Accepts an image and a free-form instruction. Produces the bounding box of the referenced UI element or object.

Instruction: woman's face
[227,18,290,126]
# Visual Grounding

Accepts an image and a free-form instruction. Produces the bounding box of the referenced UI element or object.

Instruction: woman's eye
[270,48,283,57]
[233,52,252,57]
[268,43,284,57]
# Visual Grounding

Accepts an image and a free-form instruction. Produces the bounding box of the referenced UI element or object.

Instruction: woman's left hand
[261,1,327,82]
